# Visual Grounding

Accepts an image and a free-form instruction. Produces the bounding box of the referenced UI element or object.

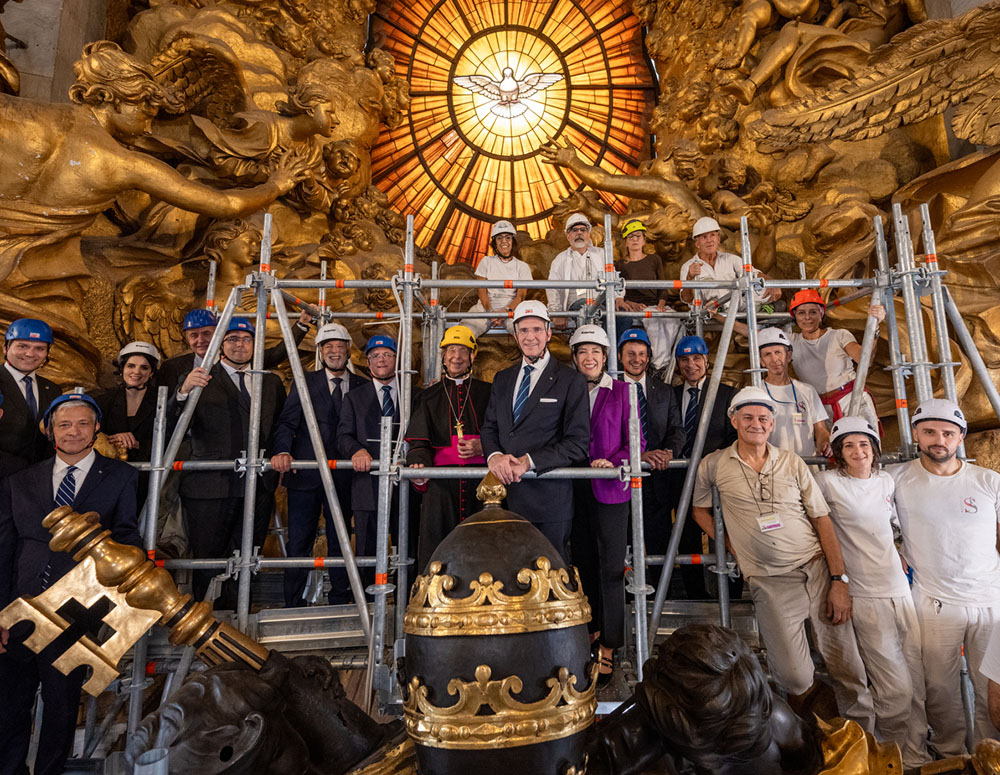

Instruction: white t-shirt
[763,379,826,456]
[475,254,533,309]
[890,458,1000,606]
[980,626,1000,684]
[816,469,910,598]
[679,251,744,305]
[789,328,857,394]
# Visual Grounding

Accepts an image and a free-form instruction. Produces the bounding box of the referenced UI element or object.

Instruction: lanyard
[764,380,802,410]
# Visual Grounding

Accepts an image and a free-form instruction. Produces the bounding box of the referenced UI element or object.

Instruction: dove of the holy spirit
[453,66,563,119]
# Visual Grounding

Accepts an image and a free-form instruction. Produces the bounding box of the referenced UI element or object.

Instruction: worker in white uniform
[757,327,830,457]
[462,219,533,336]
[890,398,1000,755]
[680,216,781,309]
[693,386,874,728]
[816,416,928,768]
[786,288,883,431]
[546,213,621,330]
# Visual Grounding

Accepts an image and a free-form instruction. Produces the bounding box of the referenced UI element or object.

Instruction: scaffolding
[69,205,1000,757]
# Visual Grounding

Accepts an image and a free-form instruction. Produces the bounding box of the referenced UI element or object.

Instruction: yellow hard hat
[440,324,477,355]
[621,218,647,239]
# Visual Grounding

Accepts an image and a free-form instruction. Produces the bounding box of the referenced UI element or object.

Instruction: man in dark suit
[336,335,400,594]
[618,329,686,588]
[160,307,311,393]
[481,300,590,561]
[670,335,739,599]
[0,392,141,775]
[271,322,367,606]
[174,317,286,605]
[0,318,61,474]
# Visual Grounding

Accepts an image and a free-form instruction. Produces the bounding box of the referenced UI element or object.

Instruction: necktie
[512,364,533,424]
[22,375,37,419]
[381,384,395,418]
[55,465,77,507]
[237,371,251,407]
[635,382,648,440]
[683,387,700,457]
[330,376,343,415]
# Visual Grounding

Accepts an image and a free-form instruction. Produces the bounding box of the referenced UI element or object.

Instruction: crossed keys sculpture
[0,506,269,696]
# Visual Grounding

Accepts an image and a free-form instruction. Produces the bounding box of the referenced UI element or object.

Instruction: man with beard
[546,213,622,330]
[271,323,367,606]
[0,318,60,474]
[891,399,1000,754]
[175,318,286,605]
[405,325,491,569]
[618,328,685,587]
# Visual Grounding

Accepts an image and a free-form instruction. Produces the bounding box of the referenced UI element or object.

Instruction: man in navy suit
[0,318,61,474]
[0,392,141,775]
[481,300,590,561]
[174,318,286,605]
[336,335,401,593]
[670,335,739,599]
[271,322,367,606]
[617,328,686,587]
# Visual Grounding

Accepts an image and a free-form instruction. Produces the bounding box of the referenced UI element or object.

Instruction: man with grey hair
[0,392,141,775]
[691,386,873,728]
[546,213,620,330]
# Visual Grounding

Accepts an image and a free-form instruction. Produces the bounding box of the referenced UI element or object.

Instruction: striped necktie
[682,387,700,457]
[55,465,77,507]
[635,381,648,440]
[381,384,395,417]
[513,364,533,424]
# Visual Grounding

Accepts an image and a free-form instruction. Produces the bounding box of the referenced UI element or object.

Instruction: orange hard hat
[789,288,826,313]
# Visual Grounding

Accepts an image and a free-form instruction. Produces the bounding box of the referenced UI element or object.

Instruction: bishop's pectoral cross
[455,421,464,439]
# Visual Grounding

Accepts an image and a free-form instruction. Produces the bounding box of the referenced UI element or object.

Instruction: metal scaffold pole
[874,216,913,452]
[740,216,763,388]
[625,381,649,679]
[892,203,934,404]
[603,213,619,376]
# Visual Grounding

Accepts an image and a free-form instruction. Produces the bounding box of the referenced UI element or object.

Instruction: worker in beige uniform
[692,386,874,728]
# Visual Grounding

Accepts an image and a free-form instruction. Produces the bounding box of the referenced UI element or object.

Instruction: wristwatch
[830,574,850,584]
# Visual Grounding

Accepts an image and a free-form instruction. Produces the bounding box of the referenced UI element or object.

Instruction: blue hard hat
[365,335,397,354]
[43,392,102,429]
[675,335,709,357]
[617,328,651,350]
[183,309,218,331]
[225,318,255,336]
[5,318,53,344]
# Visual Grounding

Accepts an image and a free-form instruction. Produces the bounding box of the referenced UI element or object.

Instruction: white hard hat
[569,324,610,350]
[692,216,721,239]
[116,341,161,368]
[565,212,591,231]
[830,415,879,445]
[757,327,792,351]
[911,398,967,432]
[728,386,777,416]
[512,300,551,325]
[315,322,351,345]
[491,220,516,238]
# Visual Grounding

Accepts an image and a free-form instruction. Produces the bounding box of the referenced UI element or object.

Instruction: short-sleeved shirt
[475,254,533,309]
[763,379,827,456]
[694,442,829,577]
[816,469,910,598]
[890,458,1000,606]
[789,328,858,394]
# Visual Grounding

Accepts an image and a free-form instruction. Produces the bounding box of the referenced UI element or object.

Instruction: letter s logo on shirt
[962,497,978,514]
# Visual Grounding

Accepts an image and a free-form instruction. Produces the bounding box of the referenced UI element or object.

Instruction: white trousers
[851,595,928,767]
[748,554,875,730]
[912,584,999,756]
[461,301,515,336]
[640,313,683,372]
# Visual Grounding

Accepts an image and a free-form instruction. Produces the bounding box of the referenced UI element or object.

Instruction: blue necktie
[635,382,648,440]
[381,384,395,418]
[55,465,77,507]
[22,375,37,419]
[683,387,700,457]
[512,365,533,424]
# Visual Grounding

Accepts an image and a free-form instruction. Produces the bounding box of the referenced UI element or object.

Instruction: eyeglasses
[567,225,589,234]
[224,336,253,345]
[758,471,771,501]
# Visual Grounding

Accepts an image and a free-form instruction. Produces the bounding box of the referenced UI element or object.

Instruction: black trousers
[181,490,274,606]
[284,485,353,606]
[571,484,628,649]
[0,631,84,775]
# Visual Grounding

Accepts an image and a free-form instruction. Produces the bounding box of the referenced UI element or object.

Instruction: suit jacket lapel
[592,383,608,420]
[513,357,556,429]
[215,364,247,411]
[0,366,30,416]
[73,453,106,504]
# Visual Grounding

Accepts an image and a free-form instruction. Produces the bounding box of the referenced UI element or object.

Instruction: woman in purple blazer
[569,325,645,685]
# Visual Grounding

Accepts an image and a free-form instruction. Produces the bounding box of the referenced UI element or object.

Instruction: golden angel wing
[749,2,1000,150]
[149,34,250,123]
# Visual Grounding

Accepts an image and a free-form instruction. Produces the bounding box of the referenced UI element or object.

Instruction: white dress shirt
[5,361,39,406]
[681,376,708,416]
[511,350,550,409]
[372,377,398,414]
[52,450,96,498]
